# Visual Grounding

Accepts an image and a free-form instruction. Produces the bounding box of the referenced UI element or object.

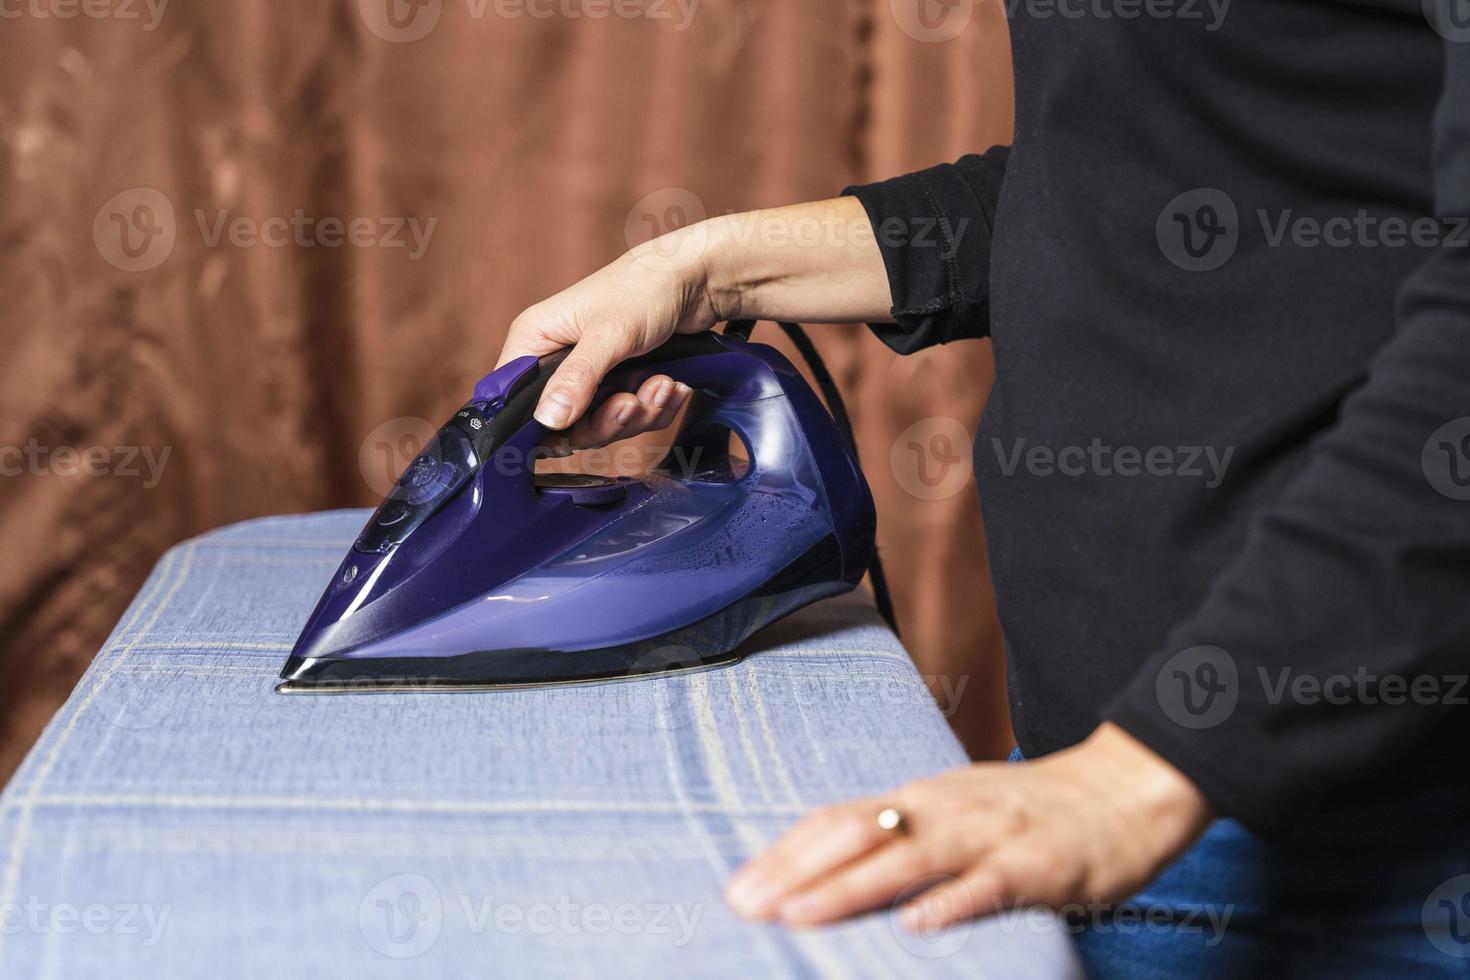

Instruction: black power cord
[723,319,900,637]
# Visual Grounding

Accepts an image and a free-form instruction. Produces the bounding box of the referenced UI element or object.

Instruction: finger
[635,372,670,406]
[622,375,675,435]
[648,382,691,432]
[535,331,633,430]
[776,839,954,927]
[497,305,573,368]
[561,375,681,450]
[538,438,574,459]
[896,867,1007,933]
[598,377,688,443]
[907,839,1083,933]
[726,803,890,921]
[563,393,641,451]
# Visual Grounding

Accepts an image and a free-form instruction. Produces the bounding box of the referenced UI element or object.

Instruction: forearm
[695,197,896,326]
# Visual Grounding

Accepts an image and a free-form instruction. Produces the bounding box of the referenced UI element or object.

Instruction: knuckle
[988,865,1018,900]
[990,796,1031,833]
[833,807,871,836]
[794,805,840,835]
[807,803,839,823]
[892,846,931,882]
[556,359,597,390]
[508,304,547,335]
[1027,843,1062,876]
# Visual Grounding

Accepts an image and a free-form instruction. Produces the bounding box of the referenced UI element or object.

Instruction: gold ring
[876,806,908,835]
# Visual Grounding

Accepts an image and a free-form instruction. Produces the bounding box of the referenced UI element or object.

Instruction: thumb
[534,330,634,430]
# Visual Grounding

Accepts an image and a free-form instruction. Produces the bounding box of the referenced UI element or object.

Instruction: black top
[848,2,1470,837]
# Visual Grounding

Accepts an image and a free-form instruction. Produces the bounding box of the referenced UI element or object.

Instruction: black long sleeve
[843,146,1008,353]
[1106,39,1470,834]
[847,4,1469,836]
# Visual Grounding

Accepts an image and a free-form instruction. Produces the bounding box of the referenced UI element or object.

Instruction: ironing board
[0,512,1080,979]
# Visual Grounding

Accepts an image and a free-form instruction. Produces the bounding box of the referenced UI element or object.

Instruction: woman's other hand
[725,722,1212,931]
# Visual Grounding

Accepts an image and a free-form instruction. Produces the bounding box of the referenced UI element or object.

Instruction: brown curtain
[0,0,1014,782]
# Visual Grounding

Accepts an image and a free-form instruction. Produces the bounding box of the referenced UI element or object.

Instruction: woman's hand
[497,197,894,447]
[724,722,1212,931]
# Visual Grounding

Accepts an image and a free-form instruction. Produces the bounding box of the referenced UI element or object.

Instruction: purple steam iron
[277,323,891,693]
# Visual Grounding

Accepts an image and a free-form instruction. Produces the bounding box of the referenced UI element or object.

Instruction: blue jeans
[1006,747,1470,978]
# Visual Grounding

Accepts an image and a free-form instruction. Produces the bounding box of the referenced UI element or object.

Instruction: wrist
[621,215,744,325]
[1078,722,1213,838]
[695,213,748,322]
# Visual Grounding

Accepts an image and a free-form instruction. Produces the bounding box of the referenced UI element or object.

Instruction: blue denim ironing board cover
[0,512,1079,979]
